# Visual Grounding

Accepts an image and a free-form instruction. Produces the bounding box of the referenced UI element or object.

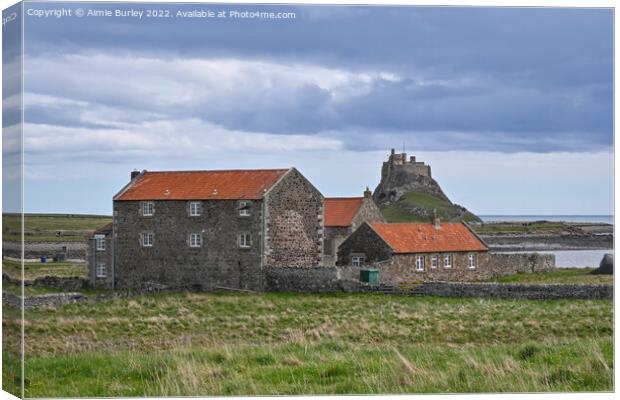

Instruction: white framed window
[444,254,452,269]
[415,255,425,271]
[142,232,154,247]
[352,256,365,267]
[142,201,154,216]
[239,201,251,217]
[189,233,202,248]
[96,262,107,278]
[468,254,477,269]
[94,234,106,251]
[189,201,201,217]
[238,232,252,248]
[431,255,438,269]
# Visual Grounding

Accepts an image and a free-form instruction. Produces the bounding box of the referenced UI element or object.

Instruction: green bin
[360,268,380,286]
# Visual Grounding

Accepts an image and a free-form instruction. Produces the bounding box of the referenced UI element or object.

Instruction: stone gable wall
[264,169,324,267]
[114,199,264,290]
[350,197,386,231]
[336,223,393,265]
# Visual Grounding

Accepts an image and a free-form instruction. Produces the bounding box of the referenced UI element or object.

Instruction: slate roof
[324,197,364,227]
[115,169,289,201]
[370,222,488,253]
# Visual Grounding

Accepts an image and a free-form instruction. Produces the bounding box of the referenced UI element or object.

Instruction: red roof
[370,222,488,253]
[116,169,289,201]
[324,197,364,227]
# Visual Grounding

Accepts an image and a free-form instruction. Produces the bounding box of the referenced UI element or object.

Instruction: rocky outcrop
[372,149,481,222]
[374,169,449,204]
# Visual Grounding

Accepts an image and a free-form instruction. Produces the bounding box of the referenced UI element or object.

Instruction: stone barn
[337,219,493,283]
[89,167,324,290]
[322,188,385,265]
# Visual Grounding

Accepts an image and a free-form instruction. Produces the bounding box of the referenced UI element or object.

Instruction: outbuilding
[337,219,490,283]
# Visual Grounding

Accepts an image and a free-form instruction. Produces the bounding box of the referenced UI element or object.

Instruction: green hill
[380,191,481,223]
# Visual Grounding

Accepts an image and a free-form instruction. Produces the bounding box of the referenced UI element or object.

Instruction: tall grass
[2,292,612,396]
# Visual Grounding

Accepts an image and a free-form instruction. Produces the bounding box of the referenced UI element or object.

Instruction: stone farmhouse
[322,188,385,265]
[337,217,492,283]
[88,168,323,290]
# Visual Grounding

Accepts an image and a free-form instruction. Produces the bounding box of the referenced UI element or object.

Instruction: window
[468,254,477,269]
[96,262,107,278]
[239,201,251,217]
[95,234,106,251]
[431,255,438,269]
[444,254,452,269]
[142,201,154,216]
[189,233,202,248]
[142,232,154,247]
[415,255,425,271]
[352,256,365,267]
[238,232,252,248]
[189,201,201,217]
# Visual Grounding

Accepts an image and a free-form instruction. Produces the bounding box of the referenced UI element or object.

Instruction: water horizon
[480,215,613,224]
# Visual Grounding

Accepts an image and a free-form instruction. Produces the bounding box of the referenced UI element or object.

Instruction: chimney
[131,170,140,180]
[432,209,441,229]
[364,186,372,199]
[391,148,395,155]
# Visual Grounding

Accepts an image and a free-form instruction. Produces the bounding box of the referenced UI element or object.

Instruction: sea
[479,215,614,224]
[500,249,613,269]
[482,215,614,268]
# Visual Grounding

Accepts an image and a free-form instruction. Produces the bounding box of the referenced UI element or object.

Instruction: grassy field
[381,192,480,223]
[2,259,86,280]
[2,292,613,396]
[2,213,111,243]
[484,268,614,285]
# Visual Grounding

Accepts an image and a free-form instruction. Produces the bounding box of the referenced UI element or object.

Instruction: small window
[189,201,201,217]
[95,234,106,251]
[351,256,365,267]
[415,255,425,271]
[468,254,477,269]
[189,233,202,248]
[142,201,154,216]
[142,232,154,247]
[239,201,251,217]
[431,255,438,269]
[96,262,107,278]
[444,254,452,269]
[238,232,252,248]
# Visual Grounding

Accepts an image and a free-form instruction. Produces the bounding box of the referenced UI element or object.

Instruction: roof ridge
[144,168,289,174]
[324,197,364,200]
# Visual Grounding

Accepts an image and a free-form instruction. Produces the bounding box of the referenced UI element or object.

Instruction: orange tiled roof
[324,197,364,227]
[116,169,289,201]
[370,222,488,253]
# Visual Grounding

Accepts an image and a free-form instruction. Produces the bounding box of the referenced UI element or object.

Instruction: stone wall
[365,282,612,300]
[264,168,324,267]
[114,199,265,291]
[336,223,393,265]
[3,273,88,291]
[265,266,341,292]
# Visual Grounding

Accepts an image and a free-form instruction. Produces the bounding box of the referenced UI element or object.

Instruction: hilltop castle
[381,148,432,181]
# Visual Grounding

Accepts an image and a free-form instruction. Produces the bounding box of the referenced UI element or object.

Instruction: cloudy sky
[4,2,613,215]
